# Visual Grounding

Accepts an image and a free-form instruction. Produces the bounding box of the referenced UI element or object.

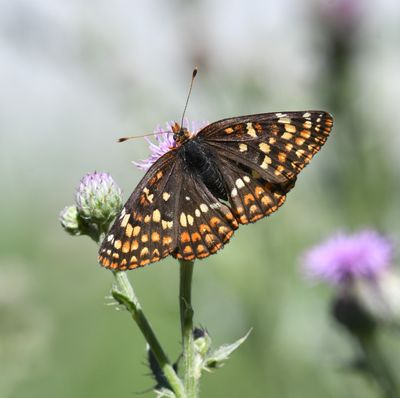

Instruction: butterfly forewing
[99,110,333,270]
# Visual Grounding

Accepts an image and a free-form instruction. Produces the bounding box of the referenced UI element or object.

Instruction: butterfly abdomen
[181,139,228,201]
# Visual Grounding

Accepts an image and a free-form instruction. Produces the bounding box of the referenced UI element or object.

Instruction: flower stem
[358,332,399,398]
[112,271,186,398]
[179,260,197,398]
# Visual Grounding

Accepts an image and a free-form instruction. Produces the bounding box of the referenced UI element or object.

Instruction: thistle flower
[302,230,393,285]
[75,171,123,226]
[134,119,209,170]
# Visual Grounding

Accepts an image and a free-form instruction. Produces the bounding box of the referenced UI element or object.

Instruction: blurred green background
[1,0,400,397]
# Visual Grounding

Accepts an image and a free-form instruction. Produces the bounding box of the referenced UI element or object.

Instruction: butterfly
[98,111,333,270]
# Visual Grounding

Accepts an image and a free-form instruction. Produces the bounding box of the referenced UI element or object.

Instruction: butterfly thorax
[180,136,228,201]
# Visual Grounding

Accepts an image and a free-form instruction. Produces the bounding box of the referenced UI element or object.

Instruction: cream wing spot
[180,213,187,227]
[152,209,161,223]
[162,192,170,201]
[259,143,270,153]
[200,204,208,213]
[121,214,130,228]
[239,143,248,152]
[246,123,257,137]
[235,178,245,189]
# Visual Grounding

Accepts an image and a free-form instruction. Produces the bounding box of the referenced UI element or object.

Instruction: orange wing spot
[156,171,163,180]
[191,232,202,242]
[225,127,234,134]
[141,234,149,243]
[122,241,130,253]
[151,232,160,242]
[244,193,255,205]
[144,215,151,223]
[274,165,285,176]
[199,224,211,234]
[140,247,149,257]
[196,244,206,254]
[204,233,217,246]
[250,213,263,222]
[278,152,287,162]
[121,259,127,266]
[180,231,191,243]
[295,137,305,146]
[271,124,279,135]
[225,212,234,221]
[254,123,263,133]
[140,259,150,266]
[254,186,265,198]
[163,236,173,246]
[300,130,311,139]
[131,240,139,251]
[235,206,244,215]
[249,204,259,214]
[103,258,110,267]
[261,195,273,206]
[130,255,138,264]
[183,245,193,254]
[114,240,122,250]
[239,214,249,224]
[210,217,221,227]
[218,225,231,239]
[224,230,234,241]
[110,262,118,269]
[126,223,133,237]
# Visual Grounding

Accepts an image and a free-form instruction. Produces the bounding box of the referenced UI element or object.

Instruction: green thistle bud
[75,171,123,232]
[59,205,81,236]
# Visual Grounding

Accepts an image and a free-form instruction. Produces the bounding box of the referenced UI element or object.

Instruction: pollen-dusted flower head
[75,171,123,225]
[302,230,393,284]
[134,119,209,170]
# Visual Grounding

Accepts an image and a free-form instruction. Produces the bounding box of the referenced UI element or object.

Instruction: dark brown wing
[98,151,238,269]
[197,111,333,223]
[98,151,179,270]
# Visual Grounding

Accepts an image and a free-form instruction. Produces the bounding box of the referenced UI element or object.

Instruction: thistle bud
[75,171,123,230]
[59,205,81,236]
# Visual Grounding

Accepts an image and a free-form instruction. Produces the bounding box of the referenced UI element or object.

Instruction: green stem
[112,271,186,398]
[179,260,197,398]
[358,332,399,398]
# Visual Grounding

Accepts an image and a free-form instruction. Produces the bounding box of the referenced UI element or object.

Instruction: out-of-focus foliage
[1,1,400,397]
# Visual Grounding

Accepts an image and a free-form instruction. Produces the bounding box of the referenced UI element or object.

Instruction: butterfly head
[171,122,192,145]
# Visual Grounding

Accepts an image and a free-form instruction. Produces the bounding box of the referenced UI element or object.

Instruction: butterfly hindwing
[99,152,180,270]
[172,169,238,260]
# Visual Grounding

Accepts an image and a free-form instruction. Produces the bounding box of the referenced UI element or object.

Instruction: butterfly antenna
[117,131,166,143]
[180,67,198,128]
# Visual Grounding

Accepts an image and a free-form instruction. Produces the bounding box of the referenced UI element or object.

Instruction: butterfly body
[99,111,333,270]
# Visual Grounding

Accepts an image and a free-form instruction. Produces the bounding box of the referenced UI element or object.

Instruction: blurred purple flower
[134,119,209,170]
[319,0,363,33]
[302,230,393,284]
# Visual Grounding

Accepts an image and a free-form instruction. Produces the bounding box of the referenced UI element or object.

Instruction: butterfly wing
[99,151,179,270]
[98,151,239,269]
[197,111,333,223]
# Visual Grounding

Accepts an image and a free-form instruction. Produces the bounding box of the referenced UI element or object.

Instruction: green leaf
[203,329,252,371]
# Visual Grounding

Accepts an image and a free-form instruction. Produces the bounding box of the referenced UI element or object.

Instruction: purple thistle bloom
[134,119,209,170]
[302,230,393,284]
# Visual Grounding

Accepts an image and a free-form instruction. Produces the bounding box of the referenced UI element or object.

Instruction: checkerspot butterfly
[98,110,333,270]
